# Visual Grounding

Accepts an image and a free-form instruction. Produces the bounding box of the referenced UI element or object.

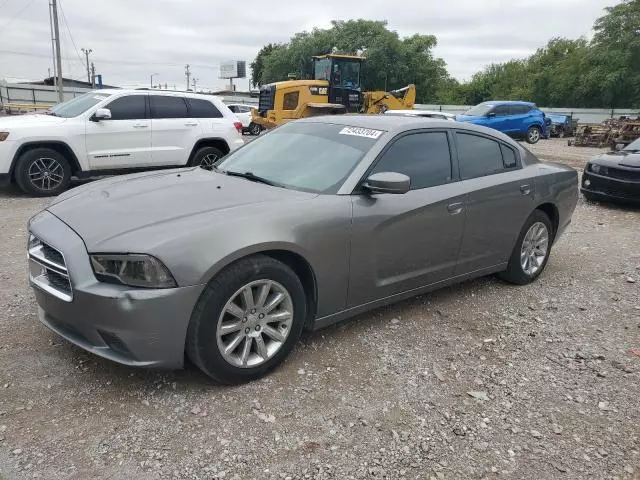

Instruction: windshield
[463,103,494,116]
[333,59,361,89]
[314,59,331,81]
[624,138,640,151]
[50,92,112,118]
[217,122,382,193]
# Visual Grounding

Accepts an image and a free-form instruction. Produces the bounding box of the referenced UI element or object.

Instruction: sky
[0,0,622,91]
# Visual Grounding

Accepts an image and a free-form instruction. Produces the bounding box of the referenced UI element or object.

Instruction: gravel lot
[1,138,639,480]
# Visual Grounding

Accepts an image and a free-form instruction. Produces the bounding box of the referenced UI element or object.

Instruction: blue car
[456,101,548,144]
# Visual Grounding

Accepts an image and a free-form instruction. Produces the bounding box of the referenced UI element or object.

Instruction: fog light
[584,179,591,187]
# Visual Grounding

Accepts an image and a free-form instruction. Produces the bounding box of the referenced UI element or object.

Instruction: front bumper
[0,140,18,179]
[28,210,204,368]
[581,171,640,204]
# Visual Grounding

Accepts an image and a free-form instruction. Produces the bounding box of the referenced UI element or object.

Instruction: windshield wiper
[220,170,282,187]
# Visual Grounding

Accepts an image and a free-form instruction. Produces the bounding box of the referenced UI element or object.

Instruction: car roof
[480,100,536,106]
[386,109,454,116]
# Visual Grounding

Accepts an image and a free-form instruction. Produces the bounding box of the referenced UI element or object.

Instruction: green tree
[250,43,282,87]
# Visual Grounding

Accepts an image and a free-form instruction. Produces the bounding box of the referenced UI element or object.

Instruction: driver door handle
[184,122,198,126]
[132,123,148,128]
[447,202,464,215]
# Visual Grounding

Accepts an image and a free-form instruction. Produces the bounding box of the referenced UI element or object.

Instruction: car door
[507,105,532,134]
[348,130,467,307]
[453,131,535,275]
[483,104,511,133]
[150,95,199,166]
[85,93,151,169]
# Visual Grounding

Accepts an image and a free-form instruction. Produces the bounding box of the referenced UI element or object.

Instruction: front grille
[585,174,640,199]
[258,85,275,115]
[606,167,640,182]
[28,234,72,302]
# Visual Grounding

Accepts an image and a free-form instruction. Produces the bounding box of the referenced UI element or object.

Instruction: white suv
[0,89,244,196]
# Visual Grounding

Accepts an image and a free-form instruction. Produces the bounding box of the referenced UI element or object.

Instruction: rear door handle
[447,202,463,215]
[520,184,532,195]
[184,122,198,126]
[132,123,148,128]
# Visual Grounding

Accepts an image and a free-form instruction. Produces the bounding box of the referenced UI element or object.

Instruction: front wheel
[190,146,224,170]
[498,210,553,285]
[249,122,262,136]
[186,255,307,384]
[15,147,72,196]
[525,126,542,144]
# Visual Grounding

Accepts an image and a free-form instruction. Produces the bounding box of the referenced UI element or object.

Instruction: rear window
[187,98,223,118]
[150,95,189,119]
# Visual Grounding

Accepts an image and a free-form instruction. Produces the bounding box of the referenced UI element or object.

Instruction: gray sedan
[27,116,579,383]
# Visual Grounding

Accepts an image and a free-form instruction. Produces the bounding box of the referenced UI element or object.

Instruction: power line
[0,0,37,30]
[57,0,84,66]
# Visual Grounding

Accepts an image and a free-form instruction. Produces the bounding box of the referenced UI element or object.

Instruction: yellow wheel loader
[250,54,416,130]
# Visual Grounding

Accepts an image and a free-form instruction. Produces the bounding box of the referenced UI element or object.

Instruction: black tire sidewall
[249,123,261,135]
[501,210,553,285]
[16,148,71,196]
[187,256,307,384]
[190,146,224,168]
[526,126,541,144]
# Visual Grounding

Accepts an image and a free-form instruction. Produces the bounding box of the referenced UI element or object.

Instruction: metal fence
[0,82,92,112]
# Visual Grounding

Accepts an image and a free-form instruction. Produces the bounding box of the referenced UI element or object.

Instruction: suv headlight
[90,254,177,288]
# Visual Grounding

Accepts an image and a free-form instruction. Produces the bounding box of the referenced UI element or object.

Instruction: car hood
[455,114,484,123]
[590,151,640,168]
[46,168,316,250]
[0,114,68,128]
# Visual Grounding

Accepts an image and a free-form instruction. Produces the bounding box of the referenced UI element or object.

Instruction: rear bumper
[581,172,640,204]
[28,210,204,369]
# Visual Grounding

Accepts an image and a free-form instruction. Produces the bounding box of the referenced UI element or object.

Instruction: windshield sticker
[339,127,383,139]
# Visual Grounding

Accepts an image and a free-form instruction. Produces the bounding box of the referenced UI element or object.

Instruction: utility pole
[81,48,92,84]
[48,1,56,93]
[91,62,96,88]
[150,73,159,89]
[185,64,191,91]
[192,78,198,92]
[51,0,64,103]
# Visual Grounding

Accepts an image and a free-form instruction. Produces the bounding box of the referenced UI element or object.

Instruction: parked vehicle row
[26,115,579,383]
[0,89,245,195]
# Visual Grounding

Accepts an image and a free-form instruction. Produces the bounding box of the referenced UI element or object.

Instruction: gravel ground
[1,139,639,480]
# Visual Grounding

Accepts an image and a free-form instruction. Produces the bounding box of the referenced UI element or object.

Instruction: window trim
[149,94,190,119]
[102,93,149,120]
[353,128,458,194]
[452,130,522,180]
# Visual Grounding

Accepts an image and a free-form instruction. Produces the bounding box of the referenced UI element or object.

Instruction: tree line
[250,0,640,108]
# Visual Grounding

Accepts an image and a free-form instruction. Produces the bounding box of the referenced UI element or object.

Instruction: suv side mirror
[363,172,410,195]
[91,108,112,121]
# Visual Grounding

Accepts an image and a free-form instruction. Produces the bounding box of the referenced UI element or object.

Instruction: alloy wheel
[216,279,294,368]
[28,157,65,191]
[200,153,218,170]
[520,221,549,276]
[528,128,541,143]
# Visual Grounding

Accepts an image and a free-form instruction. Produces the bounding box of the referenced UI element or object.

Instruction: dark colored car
[546,114,577,138]
[581,137,640,204]
[456,101,549,144]
[27,116,578,384]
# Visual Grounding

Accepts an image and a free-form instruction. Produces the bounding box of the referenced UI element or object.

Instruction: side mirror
[486,112,496,118]
[614,143,625,151]
[363,172,410,195]
[91,108,112,121]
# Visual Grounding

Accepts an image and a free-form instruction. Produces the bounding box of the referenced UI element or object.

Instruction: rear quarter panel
[532,162,579,239]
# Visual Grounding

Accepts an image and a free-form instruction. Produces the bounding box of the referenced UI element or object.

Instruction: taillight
[233,122,243,134]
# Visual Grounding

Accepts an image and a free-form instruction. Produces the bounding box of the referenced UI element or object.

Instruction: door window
[283,92,299,110]
[186,98,223,118]
[509,105,531,115]
[500,144,518,168]
[456,133,505,179]
[150,95,189,119]
[491,105,511,116]
[370,132,452,190]
[104,95,146,120]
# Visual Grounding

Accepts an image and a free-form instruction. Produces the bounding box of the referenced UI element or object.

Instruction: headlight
[0,132,9,141]
[589,163,607,175]
[90,254,177,288]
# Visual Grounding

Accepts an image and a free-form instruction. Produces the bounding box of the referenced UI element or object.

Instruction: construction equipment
[569,116,640,148]
[251,54,416,130]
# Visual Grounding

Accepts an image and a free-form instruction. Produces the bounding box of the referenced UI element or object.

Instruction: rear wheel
[498,210,553,285]
[525,126,542,144]
[249,122,262,136]
[190,146,224,170]
[15,147,72,196]
[186,255,307,384]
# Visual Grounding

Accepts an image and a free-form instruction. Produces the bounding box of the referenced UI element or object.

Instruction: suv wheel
[15,147,72,196]
[190,146,224,170]
[525,126,542,144]
[186,255,307,384]
[498,210,553,285]
[249,122,262,136]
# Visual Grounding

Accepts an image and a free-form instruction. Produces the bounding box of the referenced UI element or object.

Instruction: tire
[15,147,72,196]
[249,122,262,136]
[189,146,224,170]
[186,255,307,384]
[525,126,542,144]
[498,210,553,285]
[582,192,600,203]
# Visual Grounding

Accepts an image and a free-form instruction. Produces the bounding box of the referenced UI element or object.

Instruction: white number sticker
[339,127,383,139]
